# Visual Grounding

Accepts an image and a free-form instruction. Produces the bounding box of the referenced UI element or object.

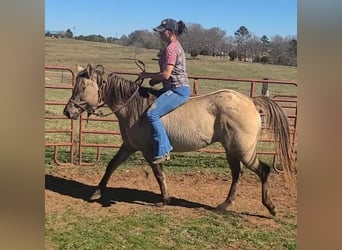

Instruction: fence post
[262,78,269,96]
[192,78,198,96]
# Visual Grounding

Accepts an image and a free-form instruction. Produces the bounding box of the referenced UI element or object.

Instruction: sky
[45,0,297,39]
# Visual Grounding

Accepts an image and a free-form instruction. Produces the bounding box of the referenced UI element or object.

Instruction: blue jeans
[146,86,190,159]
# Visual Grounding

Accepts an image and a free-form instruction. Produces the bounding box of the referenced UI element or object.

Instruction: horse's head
[63,63,105,119]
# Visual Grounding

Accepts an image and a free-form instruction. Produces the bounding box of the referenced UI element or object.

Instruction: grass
[45,38,297,249]
[45,208,296,250]
[45,145,277,173]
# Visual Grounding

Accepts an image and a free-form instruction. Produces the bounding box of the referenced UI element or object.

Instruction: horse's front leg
[150,163,170,206]
[90,144,135,201]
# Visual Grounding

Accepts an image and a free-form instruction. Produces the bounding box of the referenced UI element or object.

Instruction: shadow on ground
[45,174,214,210]
[45,174,272,219]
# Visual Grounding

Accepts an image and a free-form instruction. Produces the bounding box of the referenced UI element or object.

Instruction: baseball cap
[153,19,178,33]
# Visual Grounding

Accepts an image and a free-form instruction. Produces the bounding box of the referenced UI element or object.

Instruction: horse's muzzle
[63,103,80,120]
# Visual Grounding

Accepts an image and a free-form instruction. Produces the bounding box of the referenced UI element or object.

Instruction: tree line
[45,24,297,66]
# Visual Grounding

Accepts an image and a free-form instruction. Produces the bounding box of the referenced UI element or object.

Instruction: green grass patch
[46,209,296,249]
[45,146,278,175]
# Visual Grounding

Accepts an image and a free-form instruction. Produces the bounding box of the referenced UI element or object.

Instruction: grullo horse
[63,64,295,216]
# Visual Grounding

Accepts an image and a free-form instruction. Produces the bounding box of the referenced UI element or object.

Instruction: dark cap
[153,19,178,33]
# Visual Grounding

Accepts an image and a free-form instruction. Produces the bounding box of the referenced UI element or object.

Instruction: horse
[63,63,295,216]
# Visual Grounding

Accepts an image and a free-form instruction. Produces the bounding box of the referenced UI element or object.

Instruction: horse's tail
[252,96,296,188]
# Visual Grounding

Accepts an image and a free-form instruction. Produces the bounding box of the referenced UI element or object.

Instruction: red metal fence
[45,66,297,170]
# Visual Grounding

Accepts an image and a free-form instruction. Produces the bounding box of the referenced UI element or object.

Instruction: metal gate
[45,66,297,169]
[45,66,75,165]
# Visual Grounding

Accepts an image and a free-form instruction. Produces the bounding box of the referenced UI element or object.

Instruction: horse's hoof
[264,203,276,216]
[154,198,170,207]
[215,201,232,212]
[89,189,102,201]
[268,207,276,216]
[215,204,227,212]
[154,202,165,207]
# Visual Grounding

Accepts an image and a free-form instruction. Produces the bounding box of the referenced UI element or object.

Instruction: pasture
[45,38,297,249]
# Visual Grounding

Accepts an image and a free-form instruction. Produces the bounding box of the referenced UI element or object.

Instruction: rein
[69,99,90,113]
[92,60,146,117]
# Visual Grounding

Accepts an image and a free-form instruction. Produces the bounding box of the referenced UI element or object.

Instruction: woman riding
[139,18,191,164]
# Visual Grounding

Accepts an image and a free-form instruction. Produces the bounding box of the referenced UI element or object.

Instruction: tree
[222,36,235,57]
[260,35,270,57]
[181,23,206,56]
[190,49,199,59]
[269,35,287,65]
[126,30,160,49]
[65,29,73,38]
[261,56,268,64]
[228,50,238,61]
[204,27,226,56]
[234,26,251,61]
[246,35,262,62]
[182,24,227,57]
[119,35,129,46]
[287,38,297,66]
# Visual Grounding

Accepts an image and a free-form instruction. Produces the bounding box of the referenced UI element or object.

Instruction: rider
[139,18,191,164]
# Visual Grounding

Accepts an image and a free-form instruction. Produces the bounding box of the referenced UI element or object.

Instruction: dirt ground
[45,165,297,226]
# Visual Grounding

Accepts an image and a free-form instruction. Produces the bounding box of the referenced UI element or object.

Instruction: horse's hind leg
[149,163,170,206]
[90,144,135,201]
[257,160,276,216]
[242,153,276,216]
[216,156,242,211]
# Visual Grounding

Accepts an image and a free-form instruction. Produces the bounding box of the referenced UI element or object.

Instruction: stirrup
[152,154,170,164]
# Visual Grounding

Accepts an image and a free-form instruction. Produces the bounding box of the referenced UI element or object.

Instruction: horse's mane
[75,64,154,124]
[104,74,138,104]
[100,71,154,123]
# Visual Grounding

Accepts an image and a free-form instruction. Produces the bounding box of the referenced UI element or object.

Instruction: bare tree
[269,35,287,65]
[127,30,160,49]
[223,36,235,54]
[246,35,262,62]
[181,23,206,57]
[178,24,227,58]
[204,27,226,56]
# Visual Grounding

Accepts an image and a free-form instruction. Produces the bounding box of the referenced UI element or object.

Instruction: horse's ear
[77,65,84,72]
[86,63,93,78]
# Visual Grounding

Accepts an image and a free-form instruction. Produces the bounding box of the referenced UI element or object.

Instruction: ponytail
[177,20,187,36]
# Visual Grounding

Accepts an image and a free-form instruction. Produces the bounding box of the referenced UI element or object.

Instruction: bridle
[75,60,146,119]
